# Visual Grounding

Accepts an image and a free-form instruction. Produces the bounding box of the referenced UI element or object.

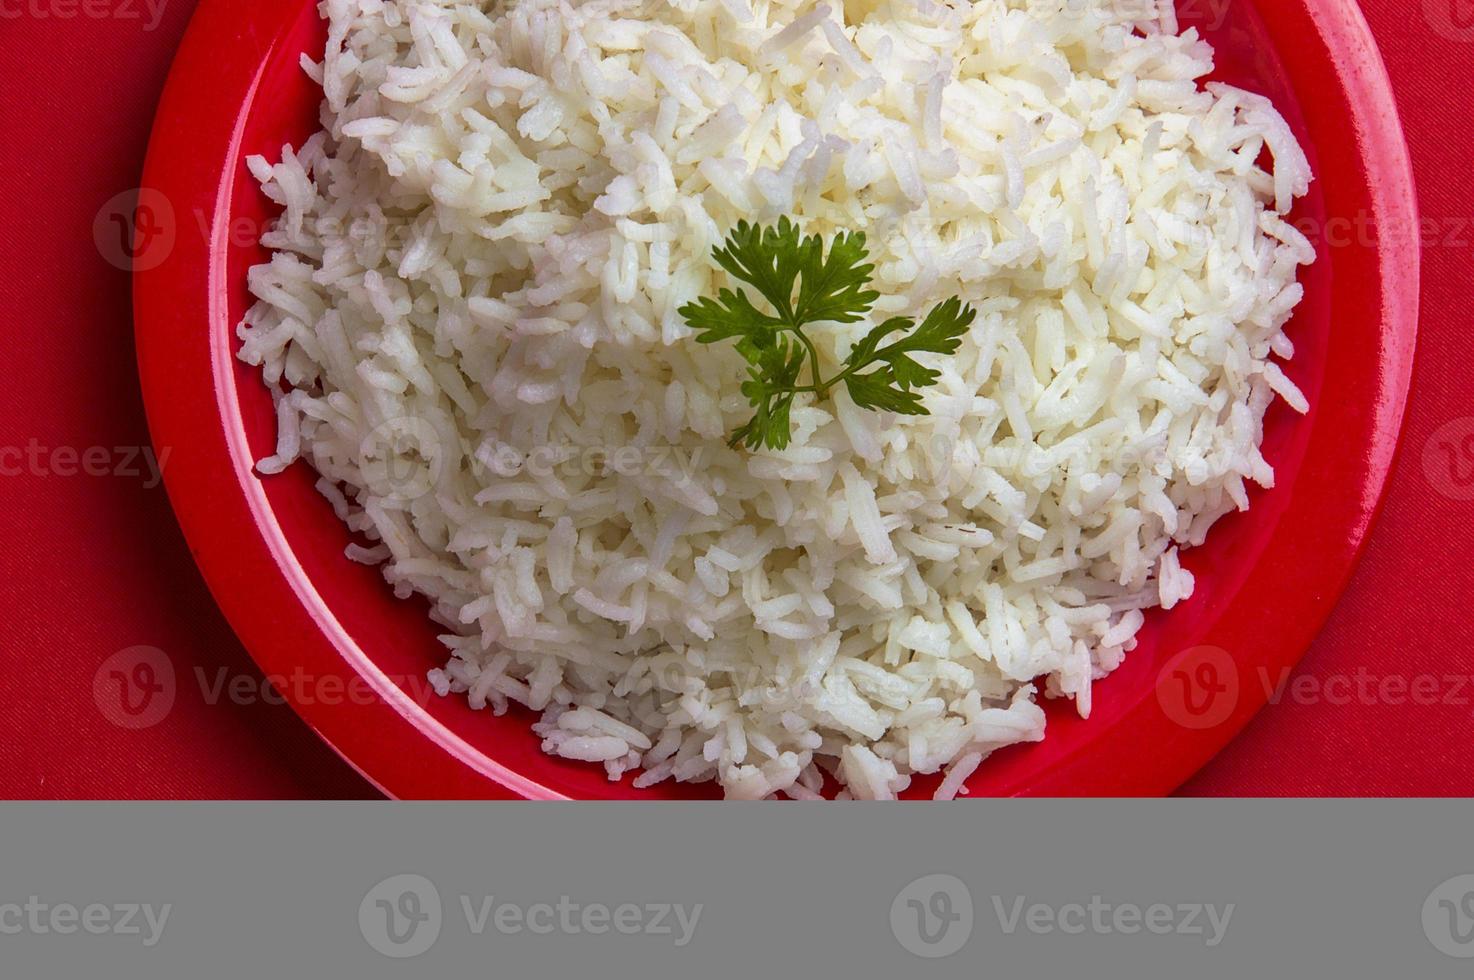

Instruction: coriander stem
[790,324,825,392]
[813,359,867,398]
[782,356,864,399]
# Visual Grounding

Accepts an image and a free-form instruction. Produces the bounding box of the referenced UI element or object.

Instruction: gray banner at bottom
[0,802,1468,976]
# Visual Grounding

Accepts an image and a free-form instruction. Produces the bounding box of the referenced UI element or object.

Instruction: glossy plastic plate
[135,0,1419,798]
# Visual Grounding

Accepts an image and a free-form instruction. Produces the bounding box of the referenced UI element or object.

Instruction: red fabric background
[0,1,1469,798]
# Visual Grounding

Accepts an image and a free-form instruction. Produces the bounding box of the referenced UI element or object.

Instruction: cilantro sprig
[679,218,976,451]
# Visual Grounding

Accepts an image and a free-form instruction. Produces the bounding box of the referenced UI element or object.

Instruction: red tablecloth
[2,1,1469,798]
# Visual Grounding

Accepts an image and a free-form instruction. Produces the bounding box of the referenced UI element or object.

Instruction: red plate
[135,0,1418,799]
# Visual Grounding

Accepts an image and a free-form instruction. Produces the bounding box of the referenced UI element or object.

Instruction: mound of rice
[239,0,1313,798]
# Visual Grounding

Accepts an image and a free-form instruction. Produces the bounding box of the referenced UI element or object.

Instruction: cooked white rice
[238,0,1313,799]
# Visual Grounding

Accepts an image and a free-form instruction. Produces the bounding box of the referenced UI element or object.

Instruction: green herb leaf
[731,337,806,450]
[682,289,782,347]
[795,228,880,326]
[710,218,806,322]
[847,316,915,371]
[844,368,930,415]
[681,220,975,451]
[869,296,976,390]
